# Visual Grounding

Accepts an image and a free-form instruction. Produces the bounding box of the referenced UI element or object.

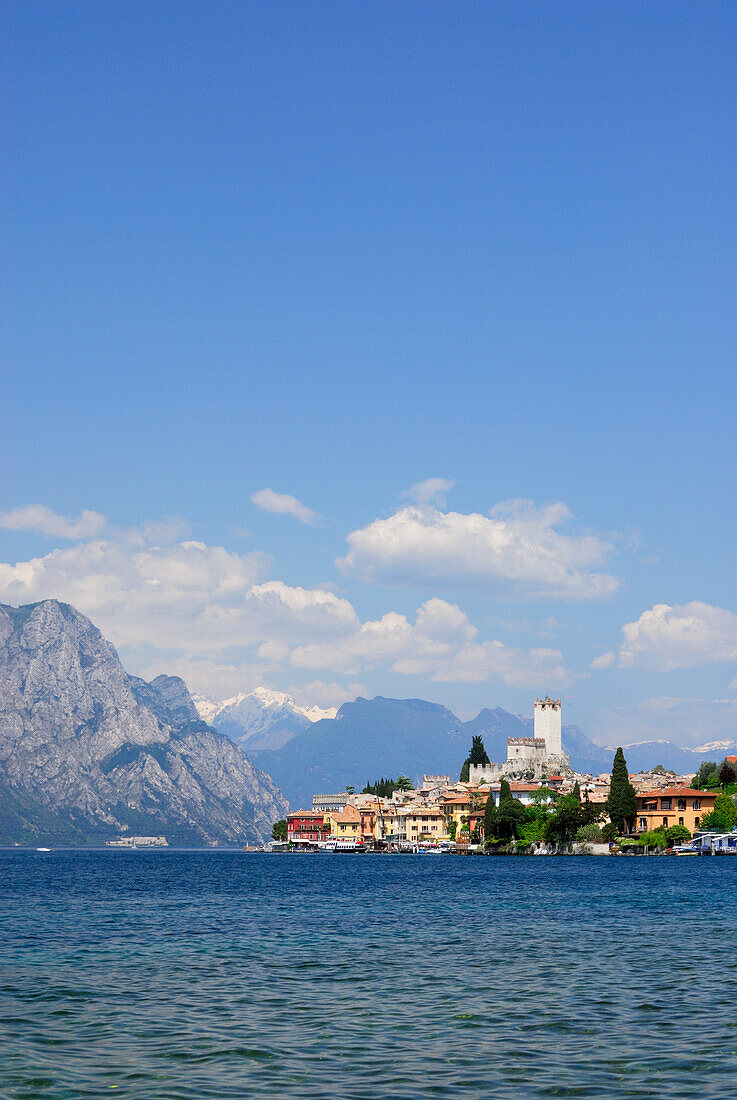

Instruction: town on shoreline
[276,699,737,855]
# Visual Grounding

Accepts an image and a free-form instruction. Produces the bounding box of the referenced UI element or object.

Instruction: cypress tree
[483,788,497,844]
[499,777,512,805]
[572,780,581,802]
[459,735,490,781]
[608,748,637,834]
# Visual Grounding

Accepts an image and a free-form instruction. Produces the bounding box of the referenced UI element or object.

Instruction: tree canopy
[607,747,637,834]
[460,735,490,781]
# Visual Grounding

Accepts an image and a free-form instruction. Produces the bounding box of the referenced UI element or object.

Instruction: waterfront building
[324,803,362,841]
[287,810,328,845]
[635,787,718,834]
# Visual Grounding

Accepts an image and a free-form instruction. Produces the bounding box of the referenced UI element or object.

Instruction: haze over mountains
[2,599,734,841]
[198,691,737,809]
[0,601,287,846]
[192,688,336,752]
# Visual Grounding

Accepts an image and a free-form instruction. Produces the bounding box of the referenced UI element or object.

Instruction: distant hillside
[245,691,730,808]
[249,696,467,809]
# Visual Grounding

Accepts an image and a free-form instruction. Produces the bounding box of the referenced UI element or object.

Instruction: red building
[286,810,328,845]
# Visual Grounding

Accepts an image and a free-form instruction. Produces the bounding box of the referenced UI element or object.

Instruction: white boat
[36,847,51,852]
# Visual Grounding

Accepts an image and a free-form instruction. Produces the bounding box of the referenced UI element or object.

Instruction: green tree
[459,735,490,781]
[345,786,355,796]
[693,761,719,789]
[718,761,737,789]
[607,748,637,834]
[665,824,691,844]
[483,789,497,845]
[571,781,581,802]
[396,776,415,791]
[601,822,620,842]
[448,820,457,841]
[546,794,603,846]
[700,792,737,831]
[271,819,287,842]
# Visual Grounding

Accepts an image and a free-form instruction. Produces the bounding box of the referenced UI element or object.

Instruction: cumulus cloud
[591,651,616,670]
[618,601,737,671]
[0,505,108,539]
[338,499,619,600]
[290,597,567,688]
[0,506,569,696]
[250,488,320,525]
[0,538,356,652]
[405,478,456,507]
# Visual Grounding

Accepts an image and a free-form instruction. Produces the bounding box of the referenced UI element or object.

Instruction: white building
[534,697,562,755]
[469,697,570,783]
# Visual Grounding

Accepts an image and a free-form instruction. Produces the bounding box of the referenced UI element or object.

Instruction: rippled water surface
[1,850,736,1098]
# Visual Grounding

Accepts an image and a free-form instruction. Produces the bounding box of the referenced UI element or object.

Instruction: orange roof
[509,783,544,792]
[638,787,711,798]
[328,804,362,822]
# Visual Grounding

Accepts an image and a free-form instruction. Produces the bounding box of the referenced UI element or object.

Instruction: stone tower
[534,697,562,756]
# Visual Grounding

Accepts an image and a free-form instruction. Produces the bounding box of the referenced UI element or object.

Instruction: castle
[469,698,571,783]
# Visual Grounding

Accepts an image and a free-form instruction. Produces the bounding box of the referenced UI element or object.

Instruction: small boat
[673,845,699,856]
[36,847,51,852]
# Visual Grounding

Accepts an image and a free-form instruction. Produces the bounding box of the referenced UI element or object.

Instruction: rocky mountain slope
[0,601,288,846]
[193,688,336,752]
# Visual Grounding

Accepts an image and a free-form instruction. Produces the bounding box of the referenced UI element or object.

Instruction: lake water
[1,850,736,1099]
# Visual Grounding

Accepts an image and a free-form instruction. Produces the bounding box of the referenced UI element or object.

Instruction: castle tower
[534,697,562,756]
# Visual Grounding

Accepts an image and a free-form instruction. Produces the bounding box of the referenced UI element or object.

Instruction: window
[639,818,647,829]
[678,799,686,811]
[662,817,668,826]
[661,799,672,810]
[679,818,684,826]
[692,800,701,810]
[695,817,700,826]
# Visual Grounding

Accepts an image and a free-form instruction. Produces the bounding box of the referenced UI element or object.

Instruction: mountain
[194,687,336,752]
[245,690,729,808]
[0,601,288,846]
[249,696,467,809]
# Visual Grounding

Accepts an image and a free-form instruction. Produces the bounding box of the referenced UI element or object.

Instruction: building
[287,810,328,845]
[635,787,718,835]
[534,697,562,755]
[469,697,570,784]
[312,792,349,812]
[324,803,362,841]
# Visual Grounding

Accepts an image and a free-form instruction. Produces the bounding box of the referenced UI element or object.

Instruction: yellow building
[402,807,448,843]
[635,787,718,835]
[324,803,362,840]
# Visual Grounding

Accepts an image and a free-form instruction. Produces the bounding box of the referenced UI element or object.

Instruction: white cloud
[288,681,367,711]
[0,538,355,653]
[405,478,456,507]
[591,651,615,670]
[250,488,320,525]
[0,505,108,539]
[0,507,569,696]
[618,601,737,671]
[338,499,619,600]
[290,596,567,689]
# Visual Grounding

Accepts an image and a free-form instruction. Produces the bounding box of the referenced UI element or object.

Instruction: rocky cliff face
[0,601,288,845]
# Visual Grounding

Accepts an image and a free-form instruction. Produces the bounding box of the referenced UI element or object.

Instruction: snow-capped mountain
[193,687,337,753]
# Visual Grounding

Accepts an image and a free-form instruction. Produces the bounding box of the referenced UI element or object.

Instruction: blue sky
[3,1,737,746]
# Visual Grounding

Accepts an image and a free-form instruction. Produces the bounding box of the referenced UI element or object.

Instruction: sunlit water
[1,850,736,1098]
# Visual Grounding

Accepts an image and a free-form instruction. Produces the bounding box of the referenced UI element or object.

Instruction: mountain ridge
[0,600,288,846]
